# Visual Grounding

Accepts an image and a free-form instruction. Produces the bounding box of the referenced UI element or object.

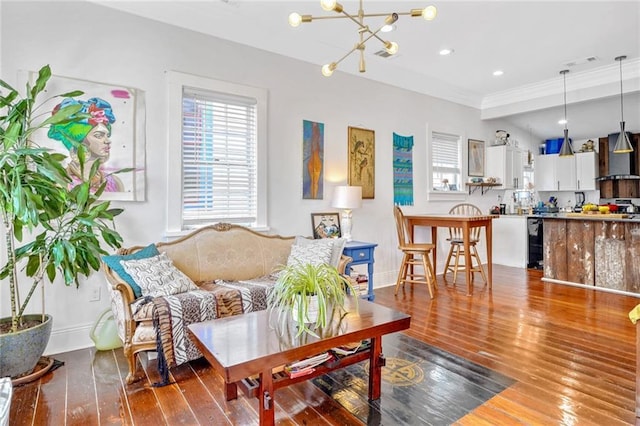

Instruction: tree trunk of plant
[2,213,19,333]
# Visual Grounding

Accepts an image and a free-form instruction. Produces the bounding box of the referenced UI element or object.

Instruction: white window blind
[431,131,462,191]
[181,87,258,227]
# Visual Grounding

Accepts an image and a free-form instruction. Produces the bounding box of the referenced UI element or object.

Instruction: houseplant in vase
[268,262,358,338]
[0,65,125,380]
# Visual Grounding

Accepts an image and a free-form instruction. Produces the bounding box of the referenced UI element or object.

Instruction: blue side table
[342,241,378,301]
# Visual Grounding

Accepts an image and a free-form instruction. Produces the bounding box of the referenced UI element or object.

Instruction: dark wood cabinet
[598,133,640,198]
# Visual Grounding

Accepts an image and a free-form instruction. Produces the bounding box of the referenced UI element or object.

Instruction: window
[431,131,462,192]
[167,72,267,233]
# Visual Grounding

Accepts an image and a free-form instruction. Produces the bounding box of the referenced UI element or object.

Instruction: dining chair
[443,203,487,285]
[393,206,436,298]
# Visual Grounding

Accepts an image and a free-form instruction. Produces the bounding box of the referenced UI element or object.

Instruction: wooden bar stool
[393,206,436,298]
[443,203,487,285]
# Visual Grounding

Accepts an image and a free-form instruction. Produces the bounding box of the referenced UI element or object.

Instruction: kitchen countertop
[496,213,640,221]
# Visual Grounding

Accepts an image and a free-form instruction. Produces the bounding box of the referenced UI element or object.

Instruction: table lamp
[331,186,362,241]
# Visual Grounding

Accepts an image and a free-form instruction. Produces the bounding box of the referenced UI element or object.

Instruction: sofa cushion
[121,253,198,298]
[102,243,160,298]
[293,236,345,268]
[287,239,333,267]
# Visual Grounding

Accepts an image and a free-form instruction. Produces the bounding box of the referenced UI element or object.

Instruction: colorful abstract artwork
[393,133,414,206]
[303,120,324,199]
[27,71,146,201]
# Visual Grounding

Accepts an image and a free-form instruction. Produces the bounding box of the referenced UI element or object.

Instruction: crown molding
[481,57,640,119]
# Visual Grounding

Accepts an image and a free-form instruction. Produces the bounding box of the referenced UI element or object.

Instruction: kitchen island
[541,213,640,295]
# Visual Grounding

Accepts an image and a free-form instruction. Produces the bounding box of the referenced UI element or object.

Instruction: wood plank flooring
[8,265,639,425]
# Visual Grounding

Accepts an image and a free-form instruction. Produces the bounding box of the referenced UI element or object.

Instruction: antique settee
[102,223,348,384]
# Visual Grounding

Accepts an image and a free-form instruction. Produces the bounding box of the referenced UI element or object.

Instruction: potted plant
[268,262,358,337]
[0,65,125,379]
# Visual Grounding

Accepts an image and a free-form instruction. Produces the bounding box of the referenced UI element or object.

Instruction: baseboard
[542,277,640,299]
[44,323,95,356]
[373,270,400,289]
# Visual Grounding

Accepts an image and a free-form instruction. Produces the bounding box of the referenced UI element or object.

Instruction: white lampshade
[331,186,362,210]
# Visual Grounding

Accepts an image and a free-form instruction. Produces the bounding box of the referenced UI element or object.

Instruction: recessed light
[381,24,396,33]
[439,48,454,56]
[558,119,567,125]
[493,70,504,76]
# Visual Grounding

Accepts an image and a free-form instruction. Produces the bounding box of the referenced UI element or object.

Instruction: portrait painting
[468,139,485,177]
[348,126,375,199]
[302,120,324,199]
[26,71,146,201]
[311,213,341,239]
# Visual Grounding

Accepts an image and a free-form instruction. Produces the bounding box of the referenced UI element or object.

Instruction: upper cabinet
[486,145,524,189]
[575,151,599,190]
[534,151,598,191]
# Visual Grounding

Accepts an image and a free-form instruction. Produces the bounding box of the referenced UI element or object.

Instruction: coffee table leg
[368,336,384,401]
[225,382,237,401]
[258,368,275,426]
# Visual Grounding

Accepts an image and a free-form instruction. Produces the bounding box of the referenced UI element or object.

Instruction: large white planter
[292,295,319,324]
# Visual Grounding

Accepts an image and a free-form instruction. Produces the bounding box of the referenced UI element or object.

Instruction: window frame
[427,123,467,202]
[167,71,268,235]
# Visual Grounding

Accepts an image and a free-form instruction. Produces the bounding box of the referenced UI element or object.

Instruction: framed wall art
[348,126,375,199]
[468,139,485,177]
[302,120,324,199]
[310,212,341,239]
[25,70,146,201]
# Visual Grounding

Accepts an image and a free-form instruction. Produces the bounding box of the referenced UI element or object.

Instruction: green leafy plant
[0,65,124,334]
[268,262,358,337]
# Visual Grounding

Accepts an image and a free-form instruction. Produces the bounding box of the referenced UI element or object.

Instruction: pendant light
[558,69,574,157]
[613,55,634,153]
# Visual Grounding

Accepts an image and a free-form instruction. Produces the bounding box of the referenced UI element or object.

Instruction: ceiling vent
[563,56,598,68]
[374,49,392,58]
[373,49,402,59]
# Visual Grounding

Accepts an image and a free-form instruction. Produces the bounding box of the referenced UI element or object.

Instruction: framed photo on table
[468,139,485,177]
[348,126,375,199]
[311,213,341,239]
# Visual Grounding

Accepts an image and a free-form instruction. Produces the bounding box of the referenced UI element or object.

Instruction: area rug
[312,333,515,425]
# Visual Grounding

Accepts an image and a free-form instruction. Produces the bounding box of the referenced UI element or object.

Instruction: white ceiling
[93,0,640,141]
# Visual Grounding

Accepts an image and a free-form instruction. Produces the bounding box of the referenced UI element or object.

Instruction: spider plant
[268,262,358,337]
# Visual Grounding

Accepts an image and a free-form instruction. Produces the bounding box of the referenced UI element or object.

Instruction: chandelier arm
[333,43,363,67]
[328,19,396,70]
[305,11,417,20]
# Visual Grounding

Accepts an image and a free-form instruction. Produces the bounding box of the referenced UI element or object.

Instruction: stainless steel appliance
[573,191,585,212]
[596,132,639,199]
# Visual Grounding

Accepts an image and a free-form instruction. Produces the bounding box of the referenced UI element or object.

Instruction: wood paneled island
[543,215,640,295]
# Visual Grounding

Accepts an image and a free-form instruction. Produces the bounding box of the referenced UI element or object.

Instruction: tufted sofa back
[155,224,294,282]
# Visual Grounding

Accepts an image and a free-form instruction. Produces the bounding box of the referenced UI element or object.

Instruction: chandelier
[288,0,437,77]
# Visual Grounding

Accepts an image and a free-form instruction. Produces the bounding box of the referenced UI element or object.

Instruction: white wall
[0,1,530,354]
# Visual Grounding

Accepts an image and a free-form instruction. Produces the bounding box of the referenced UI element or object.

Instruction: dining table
[404,213,499,295]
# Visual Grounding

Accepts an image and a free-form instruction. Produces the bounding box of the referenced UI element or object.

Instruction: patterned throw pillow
[102,243,160,298]
[286,239,333,267]
[120,252,198,298]
[293,236,345,268]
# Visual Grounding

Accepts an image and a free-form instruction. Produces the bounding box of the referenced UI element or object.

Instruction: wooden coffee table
[188,298,410,425]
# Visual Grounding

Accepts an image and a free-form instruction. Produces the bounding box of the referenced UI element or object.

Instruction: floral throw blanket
[152,275,277,386]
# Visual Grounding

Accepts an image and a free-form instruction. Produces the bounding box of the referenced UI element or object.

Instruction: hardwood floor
[9,265,639,425]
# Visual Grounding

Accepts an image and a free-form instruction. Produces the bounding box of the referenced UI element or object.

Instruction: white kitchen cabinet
[535,152,597,191]
[556,155,577,190]
[575,151,599,191]
[486,145,524,189]
[535,154,556,191]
